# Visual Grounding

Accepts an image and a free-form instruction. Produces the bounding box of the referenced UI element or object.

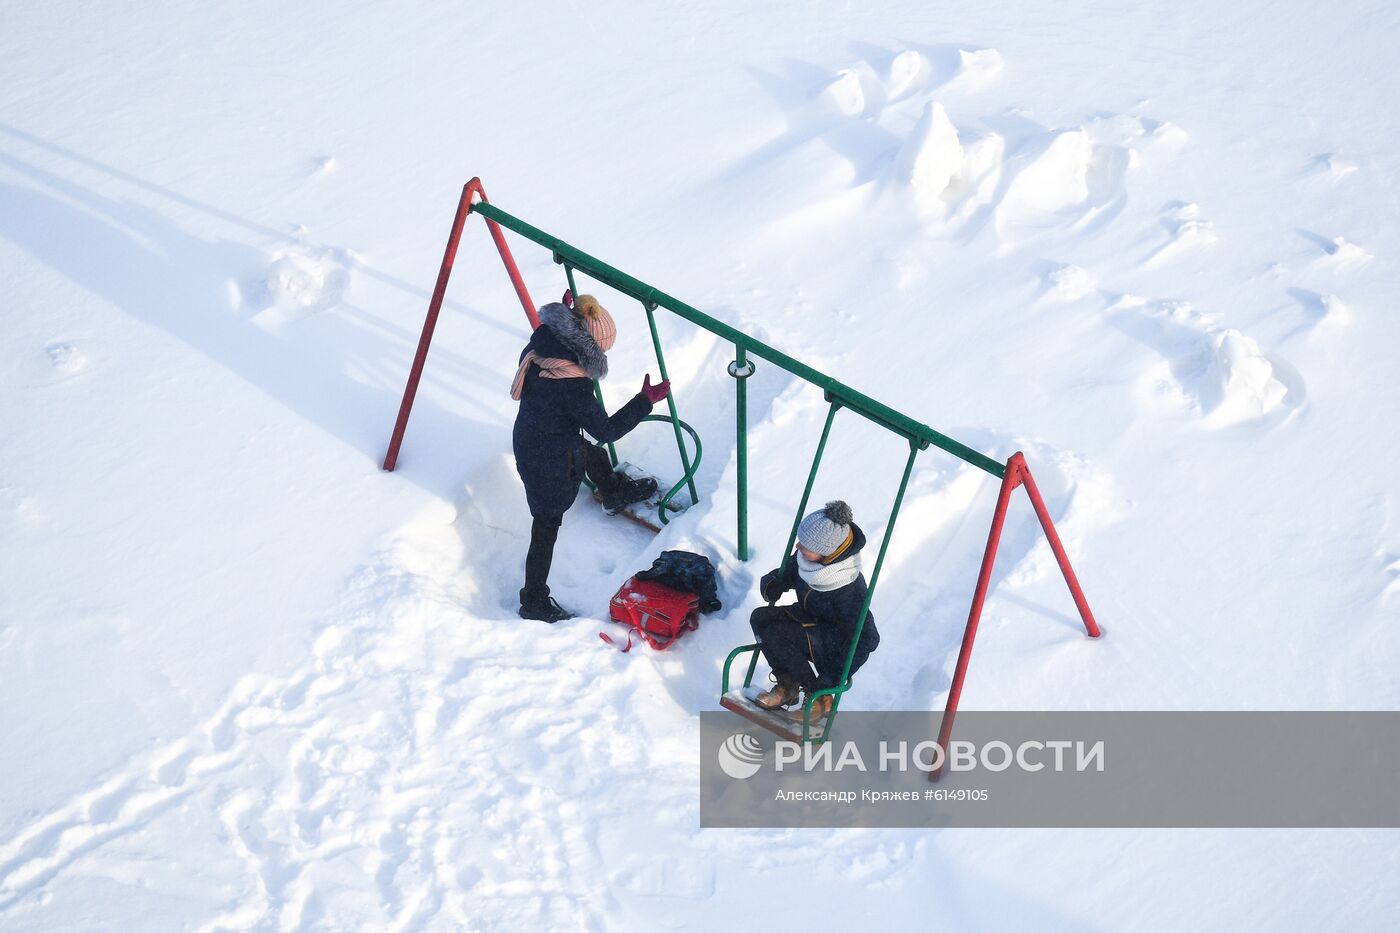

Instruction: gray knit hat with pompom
[797,500,854,558]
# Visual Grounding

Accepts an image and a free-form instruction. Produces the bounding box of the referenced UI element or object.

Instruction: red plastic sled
[602,577,700,652]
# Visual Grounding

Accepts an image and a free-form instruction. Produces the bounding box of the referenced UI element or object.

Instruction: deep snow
[2,1,1398,929]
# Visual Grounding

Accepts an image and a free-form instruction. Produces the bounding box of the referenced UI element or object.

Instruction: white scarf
[796,551,862,592]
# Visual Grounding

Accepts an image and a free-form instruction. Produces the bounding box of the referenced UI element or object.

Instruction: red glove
[641,374,671,404]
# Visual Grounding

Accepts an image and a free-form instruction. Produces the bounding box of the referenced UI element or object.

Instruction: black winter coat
[759,523,881,683]
[511,324,652,518]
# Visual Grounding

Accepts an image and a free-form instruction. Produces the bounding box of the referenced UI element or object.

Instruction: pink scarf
[509,352,589,400]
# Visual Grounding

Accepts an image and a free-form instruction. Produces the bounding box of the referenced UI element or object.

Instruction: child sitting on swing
[749,500,880,719]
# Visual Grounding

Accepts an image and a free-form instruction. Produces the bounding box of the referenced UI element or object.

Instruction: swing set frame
[381,178,1101,773]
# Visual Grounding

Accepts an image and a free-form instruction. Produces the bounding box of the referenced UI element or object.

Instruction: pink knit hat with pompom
[573,294,616,352]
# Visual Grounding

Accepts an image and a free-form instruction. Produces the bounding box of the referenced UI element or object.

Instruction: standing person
[510,295,671,622]
[748,501,880,718]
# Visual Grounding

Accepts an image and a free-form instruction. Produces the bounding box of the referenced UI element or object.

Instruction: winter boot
[601,474,658,514]
[519,588,575,624]
[755,672,801,710]
[803,692,834,721]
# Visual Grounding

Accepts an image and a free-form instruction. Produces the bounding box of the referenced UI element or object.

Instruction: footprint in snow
[1142,201,1217,268]
[1284,288,1351,340]
[233,243,353,332]
[1,340,95,389]
[1038,262,1097,302]
[1306,153,1357,180]
[1297,229,1371,267]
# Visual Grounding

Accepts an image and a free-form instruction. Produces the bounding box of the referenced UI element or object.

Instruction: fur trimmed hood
[539,302,609,380]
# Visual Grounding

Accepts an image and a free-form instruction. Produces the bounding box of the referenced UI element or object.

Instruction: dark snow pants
[750,604,873,692]
[749,605,823,692]
[521,443,623,602]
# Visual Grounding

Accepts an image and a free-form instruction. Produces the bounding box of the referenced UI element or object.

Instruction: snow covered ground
[2,0,1398,928]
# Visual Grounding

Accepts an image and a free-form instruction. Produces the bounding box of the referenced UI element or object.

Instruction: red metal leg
[469,178,539,330]
[382,178,539,472]
[1014,453,1101,638]
[382,183,474,471]
[932,459,1023,779]
[931,452,1102,779]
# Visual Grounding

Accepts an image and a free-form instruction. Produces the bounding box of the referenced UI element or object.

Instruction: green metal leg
[644,303,699,507]
[731,345,753,561]
[721,643,763,694]
[564,263,618,467]
[743,644,760,687]
[778,401,840,584]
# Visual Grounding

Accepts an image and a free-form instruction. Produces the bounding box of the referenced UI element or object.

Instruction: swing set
[382,178,1101,766]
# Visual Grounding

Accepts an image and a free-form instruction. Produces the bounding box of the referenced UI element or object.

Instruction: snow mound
[954,47,1004,84]
[1287,289,1352,337]
[996,130,1094,234]
[895,102,963,201]
[1147,202,1219,266]
[1154,121,1188,145]
[821,69,866,116]
[1197,329,1289,425]
[1113,298,1297,426]
[1311,292,1351,328]
[1044,263,1096,301]
[893,102,1004,221]
[885,49,927,99]
[1322,235,1370,264]
[947,131,1005,208]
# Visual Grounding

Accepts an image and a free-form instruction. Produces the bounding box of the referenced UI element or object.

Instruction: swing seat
[589,415,703,533]
[720,642,849,743]
[719,689,807,744]
[592,461,686,533]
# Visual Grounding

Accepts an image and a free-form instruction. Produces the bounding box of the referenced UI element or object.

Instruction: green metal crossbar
[471,201,1005,480]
